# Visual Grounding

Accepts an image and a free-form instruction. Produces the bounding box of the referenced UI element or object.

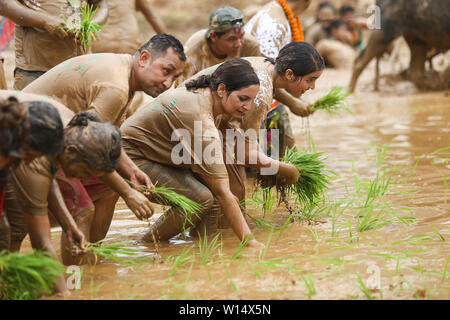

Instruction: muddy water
[16,61,444,300]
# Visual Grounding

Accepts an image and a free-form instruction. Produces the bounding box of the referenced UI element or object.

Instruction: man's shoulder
[241,34,261,57]
[184,29,208,52]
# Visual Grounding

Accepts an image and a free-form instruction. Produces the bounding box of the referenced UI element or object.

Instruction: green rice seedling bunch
[311,87,352,116]
[62,4,104,53]
[281,146,332,205]
[84,240,154,265]
[125,179,203,225]
[0,250,65,300]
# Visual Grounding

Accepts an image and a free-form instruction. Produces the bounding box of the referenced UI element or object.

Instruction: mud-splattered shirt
[14,0,89,72]
[23,53,134,127]
[121,87,228,179]
[181,57,274,142]
[244,1,292,59]
[0,91,74,216]
[92,0,142,54]
[174,29,261,88]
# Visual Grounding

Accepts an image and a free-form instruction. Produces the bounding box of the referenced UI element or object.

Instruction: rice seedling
[442,255,449,282]
[305,226,320,242]
[311,87,352,116]
[357,274,375,300]
[82,239,154,266]
[197,232,222,265]
[231,236,252,260]
[301,274,316,299]
[61,4,105,53]
[246,213,280,230]
[125,179,203,226]
[280,147,333,207]
[166,245,195,277]
[0,250,65,300]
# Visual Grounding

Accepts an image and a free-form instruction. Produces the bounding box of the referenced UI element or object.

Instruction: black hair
[185,58,259,92]
[138,34,186,62]
[329,19,347,32]
[65,112,121,173]
[0,96,27,159]
[24,100,64,158]
[267,42,325,78]
[339,5,355,16]
[318,1,337,12]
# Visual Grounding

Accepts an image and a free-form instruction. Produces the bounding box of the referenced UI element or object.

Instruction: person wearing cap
[174,6,261,87]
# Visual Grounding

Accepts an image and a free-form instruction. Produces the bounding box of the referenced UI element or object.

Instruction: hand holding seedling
[276,162,301,186]
[123,188,155,220]
[65,225,87,253]
[43,16,72,39]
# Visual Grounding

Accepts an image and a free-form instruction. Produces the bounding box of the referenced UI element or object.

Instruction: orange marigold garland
[277,0,304,42]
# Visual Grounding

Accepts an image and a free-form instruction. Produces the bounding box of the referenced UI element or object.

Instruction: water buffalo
[349,0,450,91]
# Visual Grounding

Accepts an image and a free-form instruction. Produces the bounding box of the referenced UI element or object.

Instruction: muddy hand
[124,188,155,220]
[247,239,265,250]
[277,162,300,186]
[129,167,154,190]
[65,228,87,255]
[43,17,70,39]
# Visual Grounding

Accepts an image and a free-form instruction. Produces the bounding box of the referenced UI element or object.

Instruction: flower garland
[277,0,304,42]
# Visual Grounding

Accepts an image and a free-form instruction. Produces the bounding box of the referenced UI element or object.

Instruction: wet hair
[185,58,260,93]
[24,100,64,157]
[266,42,325,78]
[65,112,121,173]
[339,5,355,16]
[138,34,186,62]
[0,97,27,159]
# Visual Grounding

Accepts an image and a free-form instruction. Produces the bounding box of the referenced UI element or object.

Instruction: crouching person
[121,58,299,248]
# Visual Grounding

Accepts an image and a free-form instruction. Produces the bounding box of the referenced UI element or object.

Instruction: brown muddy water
[18,59,446,300]
[3,0,449,300]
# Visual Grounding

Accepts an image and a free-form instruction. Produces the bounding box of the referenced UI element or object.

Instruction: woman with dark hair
[182,42,325,229]
[122,58,299,247]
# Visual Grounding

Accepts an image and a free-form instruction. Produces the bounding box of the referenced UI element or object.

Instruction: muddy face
[286,70,323,97]
[209,28,245,58]
[219,84,259,118]
[136,47,185,97]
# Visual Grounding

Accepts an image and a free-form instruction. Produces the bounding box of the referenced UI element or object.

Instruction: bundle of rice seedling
[82,240,154,266]
[125,180,203,225]
[311,87,352,116]
[280,146,332,205]
[61,4,104,53]
[0,250,65,300]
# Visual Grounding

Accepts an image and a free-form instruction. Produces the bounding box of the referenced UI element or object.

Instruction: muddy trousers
[0,183,28,250]
[135,159,219,242]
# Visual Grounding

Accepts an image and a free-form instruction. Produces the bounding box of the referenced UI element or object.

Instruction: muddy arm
[274,88,313,117]
[136,0,167,34]
[198,174,263,248]
[47,180,86,251]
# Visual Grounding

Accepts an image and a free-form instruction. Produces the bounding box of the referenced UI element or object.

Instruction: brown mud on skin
[7,0,450,300]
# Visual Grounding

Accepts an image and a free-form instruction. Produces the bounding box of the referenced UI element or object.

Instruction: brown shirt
[174,29,261,87]
[15,0,85,72]
[0,90,74,216]
[244,1,292,59]
[23,53,134,127]
[181,57,274,141]
[121,86,228,179]
[92,0,142,54]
